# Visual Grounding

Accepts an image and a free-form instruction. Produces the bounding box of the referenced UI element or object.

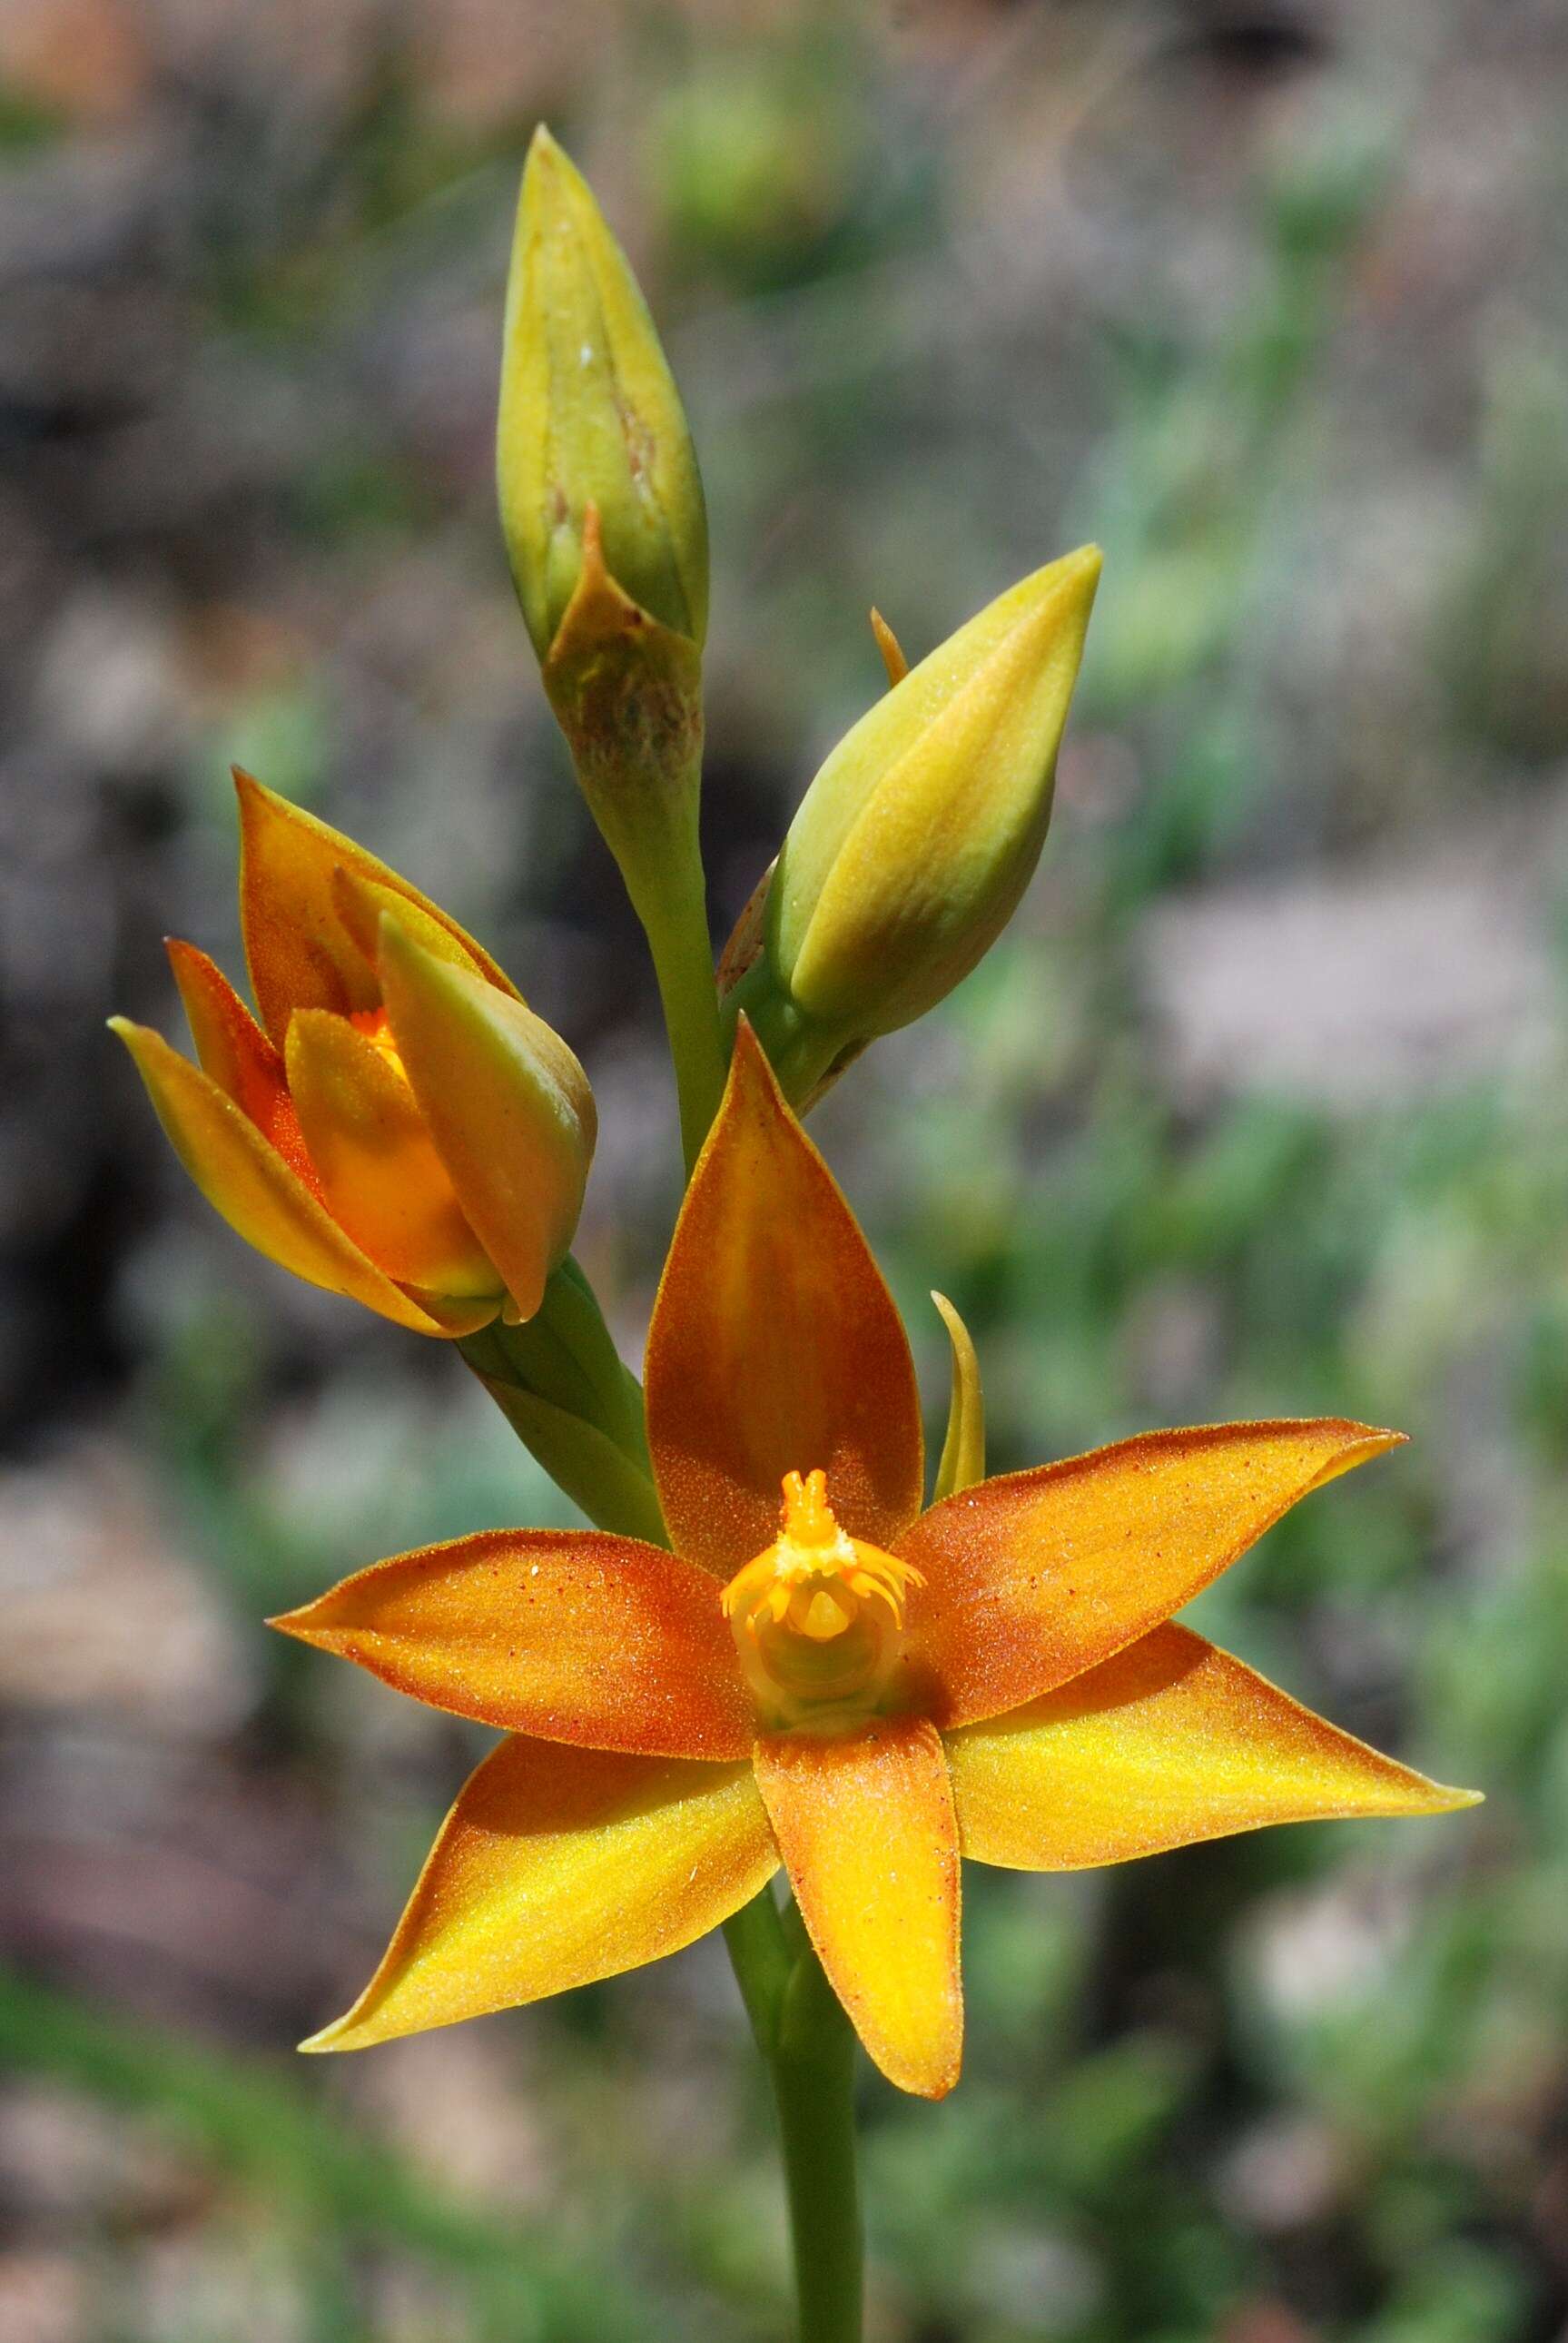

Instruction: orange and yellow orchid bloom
[273,1024,1477,2098]
[111,771,596,1337]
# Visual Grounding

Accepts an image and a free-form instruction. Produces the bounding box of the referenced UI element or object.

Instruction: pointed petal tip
[296,2021,352,2055]
[1315,1421,1408,1487]
[521,122,577,208]
[1024,541,1102,607]
[262,1606,315,1641]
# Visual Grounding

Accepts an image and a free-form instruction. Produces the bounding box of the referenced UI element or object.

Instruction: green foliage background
[3,2,1565,2338]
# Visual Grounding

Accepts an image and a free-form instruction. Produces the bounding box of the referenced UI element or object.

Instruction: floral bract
[274,1023,1475,2099]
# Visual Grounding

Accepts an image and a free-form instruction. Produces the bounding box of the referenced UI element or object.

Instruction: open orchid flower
[273,1024,1475,2098]
[112,771,595,1336]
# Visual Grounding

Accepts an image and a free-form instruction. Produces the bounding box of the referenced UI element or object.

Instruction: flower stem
[458,1260,665,1542]
[631,832,728,1177]
[770,1929,864,2343]
[725,1891,864,2343]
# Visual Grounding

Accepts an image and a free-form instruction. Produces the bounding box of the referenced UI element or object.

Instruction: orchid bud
[112,773,594,1337]
[498,125,708,664]
[723,547,1101,1106]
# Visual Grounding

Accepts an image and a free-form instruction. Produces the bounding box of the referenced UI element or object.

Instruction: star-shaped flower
[275,1026,1476,2096]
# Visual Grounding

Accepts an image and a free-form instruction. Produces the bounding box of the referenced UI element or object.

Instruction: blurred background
[3,0,1566,2337]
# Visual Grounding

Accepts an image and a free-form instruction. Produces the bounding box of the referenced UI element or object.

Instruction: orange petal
[303,1736,777,2051]
[271,1529,753,1759]
[284,1008,500,1300]
[645,1021,923,1577]
[378,916,595,1324]
[235,769,518,1042]
[164,938,320,1190]
[902,1419,1404,1730]
[109,1018,452,1335]
[331,864,499,983]
[753,1717,962,2099]
[947,1622,1481,1869]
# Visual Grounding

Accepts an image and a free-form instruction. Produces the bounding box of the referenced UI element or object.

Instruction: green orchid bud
[723,547,1101,1107]
[498,125,708,663]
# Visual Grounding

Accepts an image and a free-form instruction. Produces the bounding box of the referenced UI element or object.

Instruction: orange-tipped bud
[113,778,593,1336]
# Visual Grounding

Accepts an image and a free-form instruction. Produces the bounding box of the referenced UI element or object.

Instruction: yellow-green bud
[498,125,708,662]
[725,547,1101,1106]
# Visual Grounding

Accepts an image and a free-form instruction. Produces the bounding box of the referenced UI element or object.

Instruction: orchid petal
[271,1529,752,1759]
[109,1018,452,1335]
[303,1737,776,2051]
[164,938,319,1190]
[285,1008,500,1300]
[378,917,595,1326]
[236,769,517,1042]
[753,1716,962,2099]
[947,1622,1481,1869]
[646,1021,923,1576]
[902,1419,1404,1729]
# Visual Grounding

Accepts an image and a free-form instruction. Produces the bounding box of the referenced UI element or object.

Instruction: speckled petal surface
[901,1419,1403,1729]
[946,1622,1480,1868]
[303,1737,777,2051]
[108,1018,450,1335]
[645,1022,923,1577]
[165,938,320,1189]
[271,1529,754,1759]
[754,1716,962,2099]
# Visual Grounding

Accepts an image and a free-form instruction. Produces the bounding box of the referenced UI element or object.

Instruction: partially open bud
[723,548,1100,1107]
[112,773,594,1336]
[498,125,708,664]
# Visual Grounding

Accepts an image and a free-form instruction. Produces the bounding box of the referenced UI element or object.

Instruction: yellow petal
[109,1018,451,1334]
[902,1419,1405,1729]
[931,1290,985,1503]
[271,1528,753,1760]
[754,1716,962,2099]
[164,937,319,1189]
[303,1737,776,2051]
[284,1008,500,1300]
[377,916,595,1325]
[947,1623,1481,1869]
[645,1020,923,1577]
[235,769,518,1043]
[330,864,501,984]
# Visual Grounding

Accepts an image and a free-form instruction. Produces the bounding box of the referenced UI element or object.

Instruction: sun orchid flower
[274,1023,1476,2097]
[112,771,596,1337]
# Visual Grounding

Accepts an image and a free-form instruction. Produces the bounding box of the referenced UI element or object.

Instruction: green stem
[631,833,728,1176]
[770,1925,864,2343]
[724,1892,864,2343]
[457,1260,665,1543]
